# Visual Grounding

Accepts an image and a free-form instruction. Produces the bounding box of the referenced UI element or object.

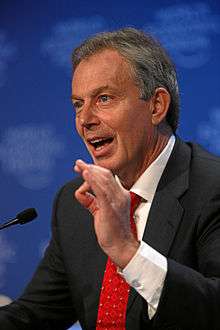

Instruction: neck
[118,125,172,189]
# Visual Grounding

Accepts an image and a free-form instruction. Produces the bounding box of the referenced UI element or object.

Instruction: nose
[78,103,100,129]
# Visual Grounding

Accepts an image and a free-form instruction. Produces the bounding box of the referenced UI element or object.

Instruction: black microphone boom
[0,208,38,230]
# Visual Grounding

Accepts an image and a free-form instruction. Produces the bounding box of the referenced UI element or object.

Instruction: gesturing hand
[74,159,139,268]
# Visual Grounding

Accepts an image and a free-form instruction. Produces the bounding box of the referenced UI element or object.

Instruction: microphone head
[16,208,38,225]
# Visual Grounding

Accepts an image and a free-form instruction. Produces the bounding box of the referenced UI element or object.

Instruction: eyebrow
[71,85,112,100]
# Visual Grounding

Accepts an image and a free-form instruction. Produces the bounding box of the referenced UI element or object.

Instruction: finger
[84,166,116,202]
[75,189,94,209]
[75,182,94,208]
[77,179,91,194]
[76,162,124,203]
[73,164,81,173]
[75,159,90,171]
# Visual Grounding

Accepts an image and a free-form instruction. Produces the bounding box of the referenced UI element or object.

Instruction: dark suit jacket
[1,138,220,330]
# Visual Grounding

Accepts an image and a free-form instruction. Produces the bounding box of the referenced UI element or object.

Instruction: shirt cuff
[118,241,167,319]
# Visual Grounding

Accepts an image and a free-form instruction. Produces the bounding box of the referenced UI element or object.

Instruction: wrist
[107,239,140,269]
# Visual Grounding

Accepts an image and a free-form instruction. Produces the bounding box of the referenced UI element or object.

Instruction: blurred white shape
[42,16,107,68]
[0,124,65,189]
[68,323,82,330]
[38,237,50,257]
[0,31,16,87]
[143,2,220,68]
[0,234,15,288]
[0,294,12,306]
[197,108,220,154]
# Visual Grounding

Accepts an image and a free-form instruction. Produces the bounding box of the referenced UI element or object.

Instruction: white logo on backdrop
[197,108,220,154]
[0,124,65,189]
[42,16,107,69]
[143,3,220,68]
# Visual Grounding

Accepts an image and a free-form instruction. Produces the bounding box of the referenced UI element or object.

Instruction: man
[1,28,220,329]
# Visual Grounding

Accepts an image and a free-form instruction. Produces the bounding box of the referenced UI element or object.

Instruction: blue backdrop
[0,1,220,329]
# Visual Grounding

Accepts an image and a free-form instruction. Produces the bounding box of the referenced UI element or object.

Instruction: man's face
[72,49,157,181]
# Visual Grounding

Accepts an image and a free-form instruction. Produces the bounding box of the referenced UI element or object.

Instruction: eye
[72,100,83,112]
[98,94,111,103]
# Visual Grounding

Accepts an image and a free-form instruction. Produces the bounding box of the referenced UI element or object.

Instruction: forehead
[72,49,134,95]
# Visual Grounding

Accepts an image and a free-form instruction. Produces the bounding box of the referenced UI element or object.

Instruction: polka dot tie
[96,192,141,329]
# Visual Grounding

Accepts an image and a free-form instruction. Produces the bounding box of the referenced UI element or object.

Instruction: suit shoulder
[51,176,88,227]
[56,176,83,199]
[188,142,220,185]
[52,176,83,214]
[189,142,220,164]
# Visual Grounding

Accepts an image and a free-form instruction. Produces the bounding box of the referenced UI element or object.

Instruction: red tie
[96,192,141,329]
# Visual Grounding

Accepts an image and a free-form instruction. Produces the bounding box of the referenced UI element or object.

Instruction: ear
[151,87,171,126]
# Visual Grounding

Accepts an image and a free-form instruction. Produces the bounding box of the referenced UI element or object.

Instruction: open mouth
[88,137,114,150]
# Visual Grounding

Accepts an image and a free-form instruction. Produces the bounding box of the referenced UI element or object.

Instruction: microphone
[0,208,38,230]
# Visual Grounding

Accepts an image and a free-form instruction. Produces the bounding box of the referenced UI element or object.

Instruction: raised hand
[74,159,139,268]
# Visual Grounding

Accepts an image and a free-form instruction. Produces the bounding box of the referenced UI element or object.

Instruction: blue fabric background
[0,1,220,328]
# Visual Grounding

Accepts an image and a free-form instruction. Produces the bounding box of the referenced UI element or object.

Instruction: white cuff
[119,241,167,319]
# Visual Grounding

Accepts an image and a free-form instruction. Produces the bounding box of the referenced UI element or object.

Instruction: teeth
[90,138,104,144]
[88,137,113,150]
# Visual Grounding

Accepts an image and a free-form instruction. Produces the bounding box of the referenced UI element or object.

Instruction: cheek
[116,131,135,156]
[75,118,82,136]
[118,122,149,152]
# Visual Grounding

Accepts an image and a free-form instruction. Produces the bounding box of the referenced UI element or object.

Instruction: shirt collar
[130,135,175,202]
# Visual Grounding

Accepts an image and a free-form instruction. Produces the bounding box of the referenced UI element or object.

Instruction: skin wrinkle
[72,49,171,189]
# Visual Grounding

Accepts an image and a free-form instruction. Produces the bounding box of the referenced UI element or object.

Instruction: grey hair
[72,28,179,132]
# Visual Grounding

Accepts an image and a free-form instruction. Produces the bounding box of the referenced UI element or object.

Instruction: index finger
[74,159,90,172]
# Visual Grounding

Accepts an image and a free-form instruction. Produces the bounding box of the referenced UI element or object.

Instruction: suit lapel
[127,137,191,312]
[142,170,188,255]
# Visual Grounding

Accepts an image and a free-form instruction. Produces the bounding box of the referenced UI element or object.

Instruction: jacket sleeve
[152,191,220,329]
[0,187,78,330]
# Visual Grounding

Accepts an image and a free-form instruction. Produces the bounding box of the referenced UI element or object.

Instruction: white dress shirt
[119,135,175,319]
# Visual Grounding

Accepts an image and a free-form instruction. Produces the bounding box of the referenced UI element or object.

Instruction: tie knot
[130,191,141,215]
